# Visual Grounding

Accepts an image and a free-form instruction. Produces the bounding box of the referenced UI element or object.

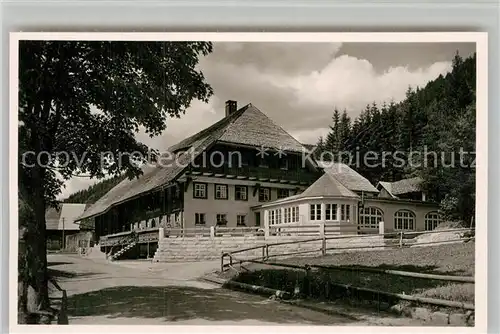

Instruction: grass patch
[416,283,474,303]
[233,242,475,305]
[277,242,475,276]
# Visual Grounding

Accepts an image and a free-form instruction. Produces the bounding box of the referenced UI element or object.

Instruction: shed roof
[377,177,423,197]
[46,203,88,231]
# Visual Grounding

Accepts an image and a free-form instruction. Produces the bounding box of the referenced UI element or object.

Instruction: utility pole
[62,217,65,250]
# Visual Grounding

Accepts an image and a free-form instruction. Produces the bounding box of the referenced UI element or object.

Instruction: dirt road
[49,254,360,325]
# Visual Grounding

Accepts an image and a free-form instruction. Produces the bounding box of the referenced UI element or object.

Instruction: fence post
[264,210,270,239]
[220,252,224,272]
[319,222,325,237]
[378,221,385,235]
[302,265,312,297]
[262,245,266,261]
[399,231,404,248]
[210,226,215,239]
[320,222,326,256]
[57,290,69,324]
[265,244,269,260]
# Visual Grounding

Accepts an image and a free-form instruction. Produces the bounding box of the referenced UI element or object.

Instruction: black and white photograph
[10,32,487,332]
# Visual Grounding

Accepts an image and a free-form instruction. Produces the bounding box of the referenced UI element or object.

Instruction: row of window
[359,207,441,231]
[199,150,298,170]
[193,182,291,202]
[269,206,300,225]
[359,207,383,228]
[309,204,351,221]
[195,213,247,226]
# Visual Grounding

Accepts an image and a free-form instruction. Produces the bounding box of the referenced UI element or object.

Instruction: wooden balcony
[99,227,159,247]
[187,165,319,185]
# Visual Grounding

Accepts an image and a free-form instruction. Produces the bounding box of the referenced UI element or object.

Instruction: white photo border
[8,31,489,334]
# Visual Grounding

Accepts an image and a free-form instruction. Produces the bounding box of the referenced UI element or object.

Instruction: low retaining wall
[153,235,384,262]
[392,305,474,326]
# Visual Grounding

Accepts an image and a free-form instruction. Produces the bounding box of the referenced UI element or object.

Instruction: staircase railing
[106,232,139,260]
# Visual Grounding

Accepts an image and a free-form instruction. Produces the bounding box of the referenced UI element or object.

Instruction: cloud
[291,55,451,112]
[135,98,222,151]
[290,128,331,146]
[199,43,452,136]
[209,42,343,76]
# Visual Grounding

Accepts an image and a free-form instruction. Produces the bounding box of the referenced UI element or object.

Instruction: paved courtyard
[48,254,353,325]
[48,254,425,326]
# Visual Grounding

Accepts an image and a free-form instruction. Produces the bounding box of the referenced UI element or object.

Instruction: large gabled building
[77,101,322,246]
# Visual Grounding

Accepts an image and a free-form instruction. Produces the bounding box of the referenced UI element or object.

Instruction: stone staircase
[153,236,265,262]
[152,235,384,262]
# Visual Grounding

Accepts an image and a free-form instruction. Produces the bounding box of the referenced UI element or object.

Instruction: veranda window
[424,211,441,231]
[310,204,321,221]
[341,204,351,221]
[292,206,299,222]
[394,210,416,230]
[359,207,383,228]
[325,204,337,221]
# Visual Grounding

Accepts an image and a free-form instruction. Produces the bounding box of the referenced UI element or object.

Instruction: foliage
[18,40,213,321]
[316,52,476,221]
[63,174,127,204]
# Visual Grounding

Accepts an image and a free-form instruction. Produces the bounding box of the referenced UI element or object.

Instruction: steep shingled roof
[257,172,359,207]
[296,173,359,199]
[316,161,379,193]
[217,105,306,152]
[77,104,309,221]
[46,203,88,230]
[377,181,397,198]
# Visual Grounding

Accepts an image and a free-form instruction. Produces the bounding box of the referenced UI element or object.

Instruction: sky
[58,41,476,200]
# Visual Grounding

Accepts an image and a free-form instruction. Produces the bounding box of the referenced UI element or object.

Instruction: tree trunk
[19,182,51,324]
[18,234,29,324]
[28,194,50,312]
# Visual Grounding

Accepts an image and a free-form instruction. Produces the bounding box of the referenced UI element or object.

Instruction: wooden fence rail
[311,264,474,283]
[221,228,475,276]
[223,228,474,257]
[224,256,475,310]
[221,235,475,270]
[99,222,473,245]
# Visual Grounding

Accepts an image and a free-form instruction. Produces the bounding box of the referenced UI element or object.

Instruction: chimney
[225,100,237,117]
